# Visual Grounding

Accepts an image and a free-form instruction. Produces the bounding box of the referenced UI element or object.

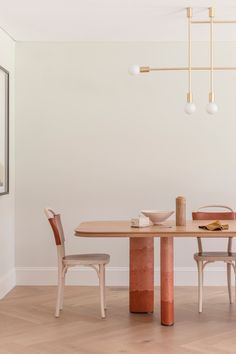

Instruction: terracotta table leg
[129,237,154,313]
[161,237,174,326]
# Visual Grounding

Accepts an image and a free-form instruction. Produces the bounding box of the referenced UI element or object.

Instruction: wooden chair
[192,205,236,313]
[44,208,110,318]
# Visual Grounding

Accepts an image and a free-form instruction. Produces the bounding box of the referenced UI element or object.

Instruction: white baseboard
[16,266,129,286]
[16,266,230,286]
[0,269,16,299]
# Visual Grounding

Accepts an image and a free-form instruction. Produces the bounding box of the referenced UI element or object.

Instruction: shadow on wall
[0,162,3,186]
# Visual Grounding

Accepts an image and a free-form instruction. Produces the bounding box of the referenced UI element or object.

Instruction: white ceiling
[2,0,236,41]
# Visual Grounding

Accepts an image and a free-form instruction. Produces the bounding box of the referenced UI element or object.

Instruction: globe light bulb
[206,101,218,114]
[184,102,196,114]
[128,65,140,75]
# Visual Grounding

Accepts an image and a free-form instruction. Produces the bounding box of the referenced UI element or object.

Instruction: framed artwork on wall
[0,66,9,195]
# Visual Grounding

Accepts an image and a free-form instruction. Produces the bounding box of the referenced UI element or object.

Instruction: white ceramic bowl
[141,210,174,225]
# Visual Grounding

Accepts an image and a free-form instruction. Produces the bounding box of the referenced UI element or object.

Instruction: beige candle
[176,196,186,226]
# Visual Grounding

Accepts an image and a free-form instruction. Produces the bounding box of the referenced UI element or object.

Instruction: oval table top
[75,220,236,238]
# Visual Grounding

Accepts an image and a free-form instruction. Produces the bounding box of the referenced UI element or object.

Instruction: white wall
[0,31,15,298]
[15,42,236,285]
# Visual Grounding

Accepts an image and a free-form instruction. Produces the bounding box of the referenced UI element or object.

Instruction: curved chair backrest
[44,208,65,246]
[192,205,235,253]
[192,205,235,221]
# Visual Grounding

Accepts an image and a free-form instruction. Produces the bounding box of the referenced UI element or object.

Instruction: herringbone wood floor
[1,286,236,354]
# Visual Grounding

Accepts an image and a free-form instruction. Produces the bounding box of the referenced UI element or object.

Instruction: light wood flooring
[1,286,236,354]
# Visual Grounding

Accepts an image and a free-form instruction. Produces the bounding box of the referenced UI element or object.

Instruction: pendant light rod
[191,20,236,24]
[139,66,236,72]
[209,7,214,97]
[184,7,196,114]
[185,7,196,113]
[187,7,192,100]
[206,7,218,114]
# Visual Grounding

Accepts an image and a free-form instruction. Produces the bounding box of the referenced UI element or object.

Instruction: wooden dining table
[75,219,236,326]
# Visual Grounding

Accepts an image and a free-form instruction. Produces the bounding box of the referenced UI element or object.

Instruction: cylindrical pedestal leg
[161,237,174,326]
[129,237,154,313]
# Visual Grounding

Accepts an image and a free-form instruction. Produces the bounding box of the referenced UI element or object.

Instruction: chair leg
[235,261,236,304]
[60,271,66,311]
[227,263,233,304]
[197,261,203,313]
[104,265,107,310]
[55,266,63,318]
[99,264,106,319]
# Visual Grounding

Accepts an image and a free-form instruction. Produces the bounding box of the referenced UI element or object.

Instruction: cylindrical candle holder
[176,196,186,226]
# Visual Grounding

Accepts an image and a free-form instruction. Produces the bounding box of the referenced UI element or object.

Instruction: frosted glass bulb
[184,102,196,114]
[128,65,140,75]
[206,101,218,114]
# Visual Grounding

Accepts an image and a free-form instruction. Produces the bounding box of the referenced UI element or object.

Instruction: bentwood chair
[192,205,236,313]
[44,208,110,318]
